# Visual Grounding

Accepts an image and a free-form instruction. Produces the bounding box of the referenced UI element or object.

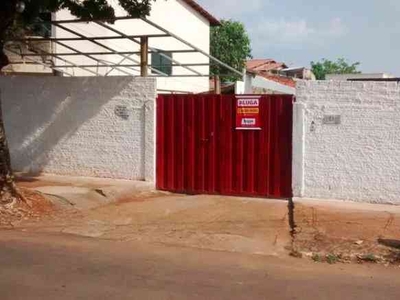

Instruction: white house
[4,0,221,94]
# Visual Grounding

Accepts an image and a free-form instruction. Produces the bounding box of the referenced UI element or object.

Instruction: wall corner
[292,102,305,197]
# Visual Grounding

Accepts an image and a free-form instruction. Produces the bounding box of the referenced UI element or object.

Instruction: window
[30,12,52,37]
[151,52,172,75]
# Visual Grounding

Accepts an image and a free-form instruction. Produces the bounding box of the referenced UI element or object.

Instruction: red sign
[236,96,261,130]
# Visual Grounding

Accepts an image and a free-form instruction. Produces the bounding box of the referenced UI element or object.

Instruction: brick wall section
[294,80,400,204]
[0,76,156,181]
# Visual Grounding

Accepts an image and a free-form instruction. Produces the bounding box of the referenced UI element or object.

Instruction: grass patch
[326,254,339,264]
[359,254,379,263]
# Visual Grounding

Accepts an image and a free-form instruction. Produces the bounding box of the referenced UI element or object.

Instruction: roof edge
[180,0,221,26]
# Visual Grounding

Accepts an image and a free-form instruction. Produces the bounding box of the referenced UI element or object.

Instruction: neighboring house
[280,67,316,80]
[243,59,315,95]
[3,0,220,94]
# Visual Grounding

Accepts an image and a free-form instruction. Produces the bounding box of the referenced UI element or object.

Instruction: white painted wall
[243,73,296,95]
[252,75,296,95]
[326,73,395,81]
[0,76,156,181]
[53,0,211,93]
[294,81,400,204]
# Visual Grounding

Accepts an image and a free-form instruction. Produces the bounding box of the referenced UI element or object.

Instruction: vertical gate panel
[156,94,293,198]
[156,94,165,190]
[175,96,184,192]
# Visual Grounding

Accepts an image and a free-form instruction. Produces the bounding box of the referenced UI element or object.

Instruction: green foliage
[0,0,157,68]
[359,254,379,263]
[311,58,361,80]
[16,0,154,23]
[211,19,252,82]
[326,253,339,264]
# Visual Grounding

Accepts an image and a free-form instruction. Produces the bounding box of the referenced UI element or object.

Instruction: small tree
[311,58,361,80]
[0,0,157,205]
[211,19,252,82]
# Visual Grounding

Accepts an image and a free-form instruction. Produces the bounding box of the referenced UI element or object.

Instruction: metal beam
[94,21,202,76]
[50,16,137,24]
[7,61,40,65]
[18,43,102,76]
[148,74,218,78]
[91,22,168,76]
[53,40,133,76]
[45,55,100,76]
[104,55,167,76]
[53,63,210,68]
[21,49,198,57]
[51,23,167,77]
[141,17,243,77]
[10,34,169,42]
[26,16,236,78]
[52,23,143,73]
[5,47,75,77]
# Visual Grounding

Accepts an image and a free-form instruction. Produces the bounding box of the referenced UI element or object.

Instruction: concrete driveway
[15,174,290,256]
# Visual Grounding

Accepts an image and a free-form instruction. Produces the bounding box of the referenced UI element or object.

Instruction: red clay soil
[293,203,400,264]
[0,187,55,228]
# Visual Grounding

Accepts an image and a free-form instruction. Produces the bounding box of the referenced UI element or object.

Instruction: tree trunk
[0,90,21,205]
[0,1,25,205]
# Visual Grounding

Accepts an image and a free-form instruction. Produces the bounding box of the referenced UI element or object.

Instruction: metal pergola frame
[6,16,243,79]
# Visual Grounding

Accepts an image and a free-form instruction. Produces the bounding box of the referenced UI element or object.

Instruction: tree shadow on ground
[378,238,400,250]
[15,175,39,183]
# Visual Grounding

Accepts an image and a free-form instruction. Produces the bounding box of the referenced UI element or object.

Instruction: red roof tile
[246,59,274,70]
[181,0,221,26]
[246,59,288,72]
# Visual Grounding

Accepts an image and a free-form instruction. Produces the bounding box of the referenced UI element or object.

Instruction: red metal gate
[156,94,293,198]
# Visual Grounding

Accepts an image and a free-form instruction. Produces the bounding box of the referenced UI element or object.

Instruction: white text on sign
[242,118,256,126]
[237,99,259,107]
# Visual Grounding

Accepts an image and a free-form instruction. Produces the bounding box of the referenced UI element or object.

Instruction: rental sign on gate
[236,96,261,130]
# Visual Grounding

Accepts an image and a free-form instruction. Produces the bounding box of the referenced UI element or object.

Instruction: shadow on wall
[0,76,149,178]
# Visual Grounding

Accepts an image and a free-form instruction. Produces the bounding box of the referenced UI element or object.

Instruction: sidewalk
[13,174,400,262]
[15,174,291,257]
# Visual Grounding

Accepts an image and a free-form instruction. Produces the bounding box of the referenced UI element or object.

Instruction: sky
[197,0,400,75]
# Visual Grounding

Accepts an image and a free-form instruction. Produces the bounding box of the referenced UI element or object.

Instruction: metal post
[214,75,221,94]
[140,37,148,77]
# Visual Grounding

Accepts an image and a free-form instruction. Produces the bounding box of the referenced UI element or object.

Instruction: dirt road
[1,231,400,300]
